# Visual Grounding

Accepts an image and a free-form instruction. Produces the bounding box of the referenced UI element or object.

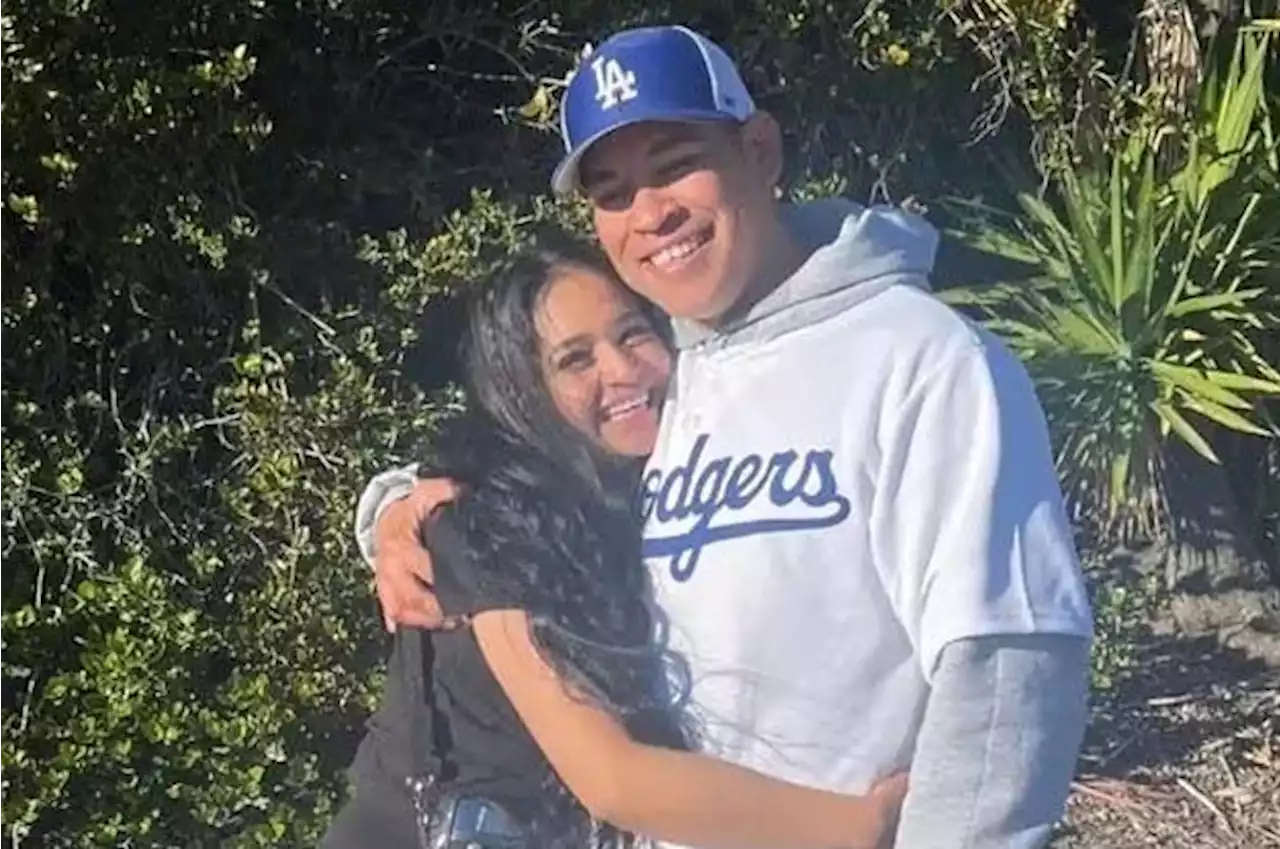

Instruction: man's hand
[372,477,459,632]
[866,773,909,849]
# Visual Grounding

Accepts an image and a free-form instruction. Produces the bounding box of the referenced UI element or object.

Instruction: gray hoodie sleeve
[894,633,1089,849]
[352,464,420,567]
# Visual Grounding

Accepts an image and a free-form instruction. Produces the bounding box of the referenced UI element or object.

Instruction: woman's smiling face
[535,263,671,458]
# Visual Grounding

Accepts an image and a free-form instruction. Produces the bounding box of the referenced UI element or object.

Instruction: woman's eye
[620,324,655,346]
[557,350,593,371]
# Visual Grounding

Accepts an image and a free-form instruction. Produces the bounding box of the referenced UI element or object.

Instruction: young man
[358,25,1093,848]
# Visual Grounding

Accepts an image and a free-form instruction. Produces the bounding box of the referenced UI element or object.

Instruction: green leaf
[1182,394,1272,436]
[1165,288,1262,317]
[1059,170,1115,313]
[1108,450,1131,511]
[1110,151,1126,309]
[1152,362,1253,410]
[1049,302,1124,356]
[1200,370,1280,394]
[1126,151,1157,321]
[1152,401,1220,462]
[1210,192,1262,287]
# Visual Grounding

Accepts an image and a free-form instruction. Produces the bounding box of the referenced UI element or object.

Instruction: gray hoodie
[636,199,1088,849]
[671,197,938,350]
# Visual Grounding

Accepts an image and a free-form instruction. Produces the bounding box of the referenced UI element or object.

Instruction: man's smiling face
[579,115,783,324]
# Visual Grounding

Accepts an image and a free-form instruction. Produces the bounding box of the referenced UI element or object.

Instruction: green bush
[2,180,594,846]
[1,2,591,838]
[1083,558,1161,694]
[941,24,1280,541]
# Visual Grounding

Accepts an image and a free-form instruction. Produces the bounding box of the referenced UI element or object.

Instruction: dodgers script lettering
[641,434,851,582]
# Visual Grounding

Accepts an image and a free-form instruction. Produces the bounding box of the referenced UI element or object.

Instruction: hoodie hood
[672,198,939,350]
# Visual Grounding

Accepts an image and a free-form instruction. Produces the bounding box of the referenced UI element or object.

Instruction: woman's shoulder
[426,412,562,510]
[420,409,622,582]
[438,463,554,550]
[425,502,530,617]
[421,427,560,616]
[432,424,571,530]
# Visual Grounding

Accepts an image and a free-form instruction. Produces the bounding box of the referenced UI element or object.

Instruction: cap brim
[550,108,741,196]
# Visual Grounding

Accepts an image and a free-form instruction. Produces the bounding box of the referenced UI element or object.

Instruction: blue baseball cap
[551,26,756,195]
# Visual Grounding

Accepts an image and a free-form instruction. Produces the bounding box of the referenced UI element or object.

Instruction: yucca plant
[943,23,1280,541]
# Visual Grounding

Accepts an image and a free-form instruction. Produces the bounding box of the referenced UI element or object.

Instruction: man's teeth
[604,396,647,420]
[652,236,704,269]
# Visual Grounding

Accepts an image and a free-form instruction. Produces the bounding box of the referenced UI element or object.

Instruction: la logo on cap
[591,55,637,110]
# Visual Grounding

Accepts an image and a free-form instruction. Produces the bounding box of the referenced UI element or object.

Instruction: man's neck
[707,214,809,330]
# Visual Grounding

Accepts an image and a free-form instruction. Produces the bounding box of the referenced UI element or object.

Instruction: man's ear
[738,111,785,189]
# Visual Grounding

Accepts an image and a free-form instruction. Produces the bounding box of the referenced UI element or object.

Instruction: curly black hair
[421,231,691,846]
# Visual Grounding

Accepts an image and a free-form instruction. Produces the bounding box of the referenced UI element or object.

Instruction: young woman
[321,233,905,849]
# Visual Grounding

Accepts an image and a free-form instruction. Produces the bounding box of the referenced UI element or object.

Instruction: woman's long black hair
[421,230,690,843]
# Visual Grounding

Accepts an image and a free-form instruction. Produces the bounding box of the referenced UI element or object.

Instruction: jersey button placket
[686,345,710,432]
[694,342,728,431]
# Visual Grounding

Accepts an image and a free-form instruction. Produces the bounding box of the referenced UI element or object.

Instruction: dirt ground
[1052,635,1280,848]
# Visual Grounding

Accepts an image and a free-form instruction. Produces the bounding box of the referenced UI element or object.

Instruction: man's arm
[353,465,459,630]
[353,463,420,566]
[894,633,1089,848]
[867,327,1094,845]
